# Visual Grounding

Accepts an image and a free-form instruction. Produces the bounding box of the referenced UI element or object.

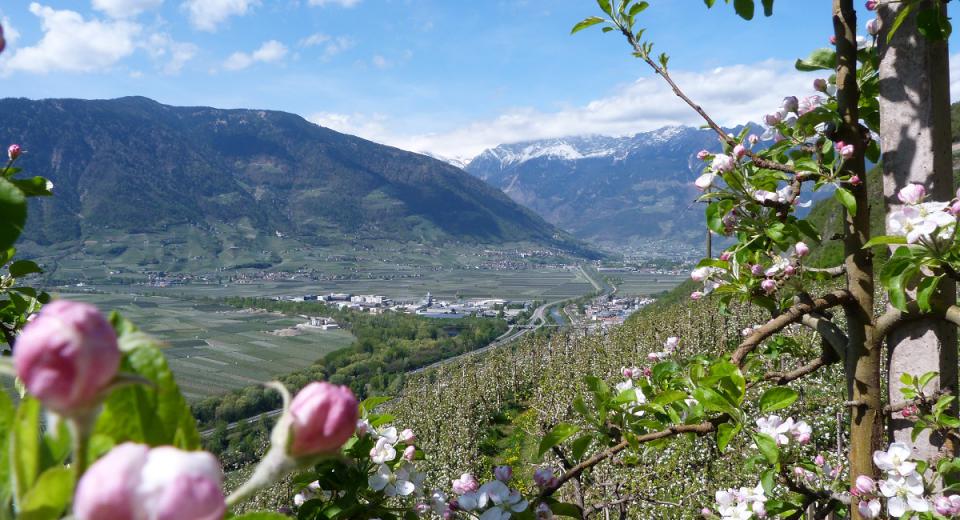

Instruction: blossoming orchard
[0,0,957,518]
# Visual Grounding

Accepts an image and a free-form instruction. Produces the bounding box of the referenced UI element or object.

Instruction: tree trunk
[833,3,880,520]
[878,0,957,465]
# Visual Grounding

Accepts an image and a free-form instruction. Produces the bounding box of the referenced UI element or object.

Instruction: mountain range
[465,127,736,252]
[0,97,595,268]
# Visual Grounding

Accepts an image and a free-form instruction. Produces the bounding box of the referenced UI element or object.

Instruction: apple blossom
[879,472,929,517]
[858,498,881,519]
[795,241,810,257]
[452,473,479,495]
[781,96,799,114]
[748,134,759,145]
[664,336,680,351]
[750,264,764,277]
[13,300,121,414]
[874,443,917,477]
[7,144,20,161]
[949,200,960,216]
[371,437,397,464]
[866,18,880,36]
[814,454,825,466]
[535,503,554,519]
[691,267,711,282]
[695,172,717,191]
[850,174,862,186]
[369,463,418,497]
[756,415,794,446]
[898,184,926,205]
[73,443,225,520]
[533,468,558,489]
[760,279,777,294]
[934,496,954,516]
[690,291,704,301]
[733,144,746,159]
[798,95,823,115]
[763,112,783,127]
[711,154,736,173]
[813,78,827,92]
[289,382,359,457]
[719,251,733,261]
[791,420,812,444]
[839,143,855,159]
[855,475,877,495]
[402,445,416,462]
[494,465,513,482]
[399,428,416,443]
[865,0,877,10]
[784,265,796,277]
[356,419,374,437]
[697,150,711,160]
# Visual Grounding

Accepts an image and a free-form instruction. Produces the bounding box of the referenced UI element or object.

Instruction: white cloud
[371,54,387,69]
[308,112,392,142]
[144,32,197,74]
[308,0,361,7]
[299,33,354,60]
[182,0,258,31]
[950,53,960,102]
[1,16,21,47]
[92,0,164,18]
[222,39,287,71]
[2,3,141,74]
[347,59,815,159]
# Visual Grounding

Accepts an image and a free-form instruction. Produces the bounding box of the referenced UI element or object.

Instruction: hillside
[0,97,594,265]
[465,127,746,254]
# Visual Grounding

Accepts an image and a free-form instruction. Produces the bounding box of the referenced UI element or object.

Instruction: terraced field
[64,293,355,399]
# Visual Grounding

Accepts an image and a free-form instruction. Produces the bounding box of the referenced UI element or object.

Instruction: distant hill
[465,127,743,252]
[0,97,595,265]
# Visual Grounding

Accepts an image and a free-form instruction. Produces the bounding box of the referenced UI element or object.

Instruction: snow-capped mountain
[419,151,473,170]
[466,126,746,252]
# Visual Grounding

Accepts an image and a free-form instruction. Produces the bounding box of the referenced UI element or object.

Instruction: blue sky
[1,1,955,158]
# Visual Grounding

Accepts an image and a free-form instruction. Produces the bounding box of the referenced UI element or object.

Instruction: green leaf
[359,396,392,415]
[8,260,42,277]
[538,423,580,458]
[95,318,200,449]
[834,187,857,216]
[571,434,593,460]
[571,16,606,34]
[752,433,780,464]
[887,3,916,43]
[917,275,942,313]
[0,177,27,251]
[692,386,736,416]
[760,468,776,494]
[628,1,649,16]
[759,387,798,413]
[761,0,774,16]
[596,0,613,16]
[9,177,52,197]
[733,0,754,20]
[18,467,72,520]
[548,502,584,518]
[11,396,41,506]
[795,48,836,72]
[863,235,907,248]
[716,422,741,452]
[0,392,15,512]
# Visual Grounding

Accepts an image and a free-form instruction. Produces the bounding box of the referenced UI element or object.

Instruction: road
[200,265,612,437]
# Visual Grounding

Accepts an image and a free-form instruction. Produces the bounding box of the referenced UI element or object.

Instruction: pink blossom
[866,18,880,36]
[494,465,513,482]
[748,134,759,146]
[711,154,736,173]
[399,428,416,444]
[814,454,825,466]
[761,279,777,294]
[402,445,416,462]
[784,265,796,277]
[621,367,635,379]
[664,336,680,352]
[934,496,954,516]
[13,300,121,414]
[690,267,710,282]
[642,366,652,377]
[813,79,828,92]
[690,291,704,301]
[865,0,878,10]
[781,96,799,114]
[74,443,225,520]
[533,468,558,489]
[700,508,713,518]
[7,144,20,161]
[750,264,764,277]
[897,184,926,205]
[949,201,960,216]
[451,473,479,495]
[855,475,876,495]
[288,382,359,457]
[763,112,783,127]
[733,144,747,159]
[858,498,880,519]
[840,144,855,159]
[719,251,733,262]
[697,150,710,161]
[795,241,810,257]
[850,175,862,186]
[798,95,823,115]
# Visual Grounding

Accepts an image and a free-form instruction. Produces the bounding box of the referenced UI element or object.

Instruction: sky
[1,0,958,160]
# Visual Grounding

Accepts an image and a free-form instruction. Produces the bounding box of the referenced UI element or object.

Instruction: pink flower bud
[850,175,862,186]
[866,18,880,36]
[748,134,759,146]
[898,184,926,205]
[74,443,225,520]
[402,445,416,461]
[935,496,954,516]
[8,144,21,161]
[356,419,373,437]
[795,241,810,258]
[855,475,876,495]
[690,291,704,301]
[700,508,713,518]
[719,251,733,262]
[642,366,652,377]
[781,96,799,114]
[733,144,747,159]
[697,150,710,161]
[533,467,558,489]
[399,428,416,443]
[840,144,855,159]
[865,0,878,10]
[813,79,828,92]
[288,382,359,457]
[494,465,513,482]
[950,200,960,217]
[13,300,120,414]
[795,432,811,444]
[711,154,736,173]
[784,265,796,277]
[829,35,837,45]
[763,113,782,127]
[761,279,777,294]
[750,264,764,277]
[814,454,825,466]
[690,267,710,282]
[452,473,479,495]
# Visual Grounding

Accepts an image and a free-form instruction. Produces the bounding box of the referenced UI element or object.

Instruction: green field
[65,293,356,400]
[604,271,688,296]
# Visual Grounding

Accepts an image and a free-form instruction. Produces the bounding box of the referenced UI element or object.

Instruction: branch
[806,265,846,278]
[874,304,960,342]
[763,349,836,385]
[800,312,849,362]
[731,290,852,366]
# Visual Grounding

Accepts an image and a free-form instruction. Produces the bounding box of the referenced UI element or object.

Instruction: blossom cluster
[443,467,529,519]
[852,442,932,518]
[711,483,767,520]
[755,414,812,446]
[887,183,958,245]
[688,241,809,301]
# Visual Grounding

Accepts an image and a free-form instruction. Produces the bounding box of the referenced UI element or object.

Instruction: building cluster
[279,292,526,320]
[582,295,655,328]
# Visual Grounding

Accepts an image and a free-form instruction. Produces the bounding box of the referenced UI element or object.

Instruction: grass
[62,293,356,400]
